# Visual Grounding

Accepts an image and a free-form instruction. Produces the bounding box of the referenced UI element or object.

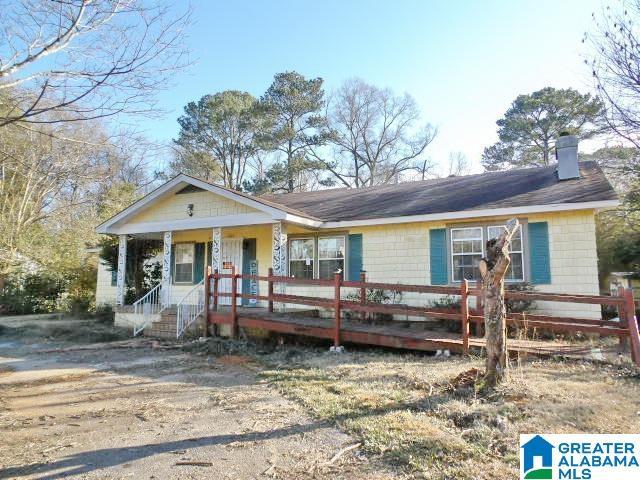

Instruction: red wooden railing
[203,266,640,366]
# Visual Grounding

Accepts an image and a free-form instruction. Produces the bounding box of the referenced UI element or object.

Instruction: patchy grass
[0,320,130,343]
[259,350,640,479]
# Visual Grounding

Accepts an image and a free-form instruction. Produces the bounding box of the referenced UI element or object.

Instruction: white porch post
[211,227,222,272]
[272,222,287,294]
[162,231,172,306]
[115,234,127,306]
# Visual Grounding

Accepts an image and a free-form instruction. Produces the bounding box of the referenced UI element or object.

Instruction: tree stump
[479,218,520,388]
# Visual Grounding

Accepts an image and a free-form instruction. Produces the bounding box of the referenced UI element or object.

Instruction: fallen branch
[175,461,213,467]
[323,443,361,465]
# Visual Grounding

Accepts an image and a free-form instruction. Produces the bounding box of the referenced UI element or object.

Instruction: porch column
[272,222,287,294]
[115,234,127,306]
[162,231,172,305]
[211,227,222,272]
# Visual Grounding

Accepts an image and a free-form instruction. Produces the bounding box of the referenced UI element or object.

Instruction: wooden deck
[203,269,640,365]
[209,307,614,359]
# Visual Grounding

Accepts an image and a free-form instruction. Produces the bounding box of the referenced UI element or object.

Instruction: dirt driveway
[0,335,369,479]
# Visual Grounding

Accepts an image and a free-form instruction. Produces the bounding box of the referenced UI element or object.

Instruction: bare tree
[587,1,640,148]
[320,78,437,188]
[446,151,470,177]
[413,156,437,181]
[0,0,190,126]
[0,119,154,277]
[478,218,520,388]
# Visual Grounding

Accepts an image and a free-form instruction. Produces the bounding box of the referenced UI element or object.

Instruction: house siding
[96,202,603,320]
[127,190,258,224]
[96,260,118,306]
[287,210,600,319]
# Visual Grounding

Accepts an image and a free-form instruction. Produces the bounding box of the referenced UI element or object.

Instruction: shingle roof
[262,161,617,222]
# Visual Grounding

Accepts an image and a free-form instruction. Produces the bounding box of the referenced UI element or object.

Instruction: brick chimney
[555,134,580,180]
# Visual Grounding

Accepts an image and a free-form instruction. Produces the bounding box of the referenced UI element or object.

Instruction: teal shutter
[206,241,213,270]
[528,222,551,284]
[430,229,448,285]
[110,268,117,286]
[347,234,363,281]
[170,246,175,281]
[194,243,205,283]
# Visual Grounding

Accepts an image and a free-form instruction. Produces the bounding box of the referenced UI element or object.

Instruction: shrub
[505,282,536,314]
[345,287,403,322]
[0,272,66,314]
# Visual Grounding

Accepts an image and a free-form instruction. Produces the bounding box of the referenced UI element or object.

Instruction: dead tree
[478,218,520,387]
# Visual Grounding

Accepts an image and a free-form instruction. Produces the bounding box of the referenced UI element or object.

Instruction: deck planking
[209,307,606,358]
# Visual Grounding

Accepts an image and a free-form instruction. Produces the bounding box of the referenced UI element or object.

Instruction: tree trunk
[479,218,520,388]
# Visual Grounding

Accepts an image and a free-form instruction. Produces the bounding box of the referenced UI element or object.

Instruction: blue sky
[143,0,605,174]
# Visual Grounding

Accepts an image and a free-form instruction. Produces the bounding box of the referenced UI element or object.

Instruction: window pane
[452,227,482,240]
[487,225,524,281]
[506,252,524,281]
[488,225,522,252]
[452,254,482,281]
[176,244,194,263]
[289,239,314,261]
[319,259,344,279]
[175,263,192,283]
[290,260,314,279]
[319,237,345,259]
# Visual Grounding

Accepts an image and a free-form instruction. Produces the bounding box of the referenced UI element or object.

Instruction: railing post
[624,287,640,367]
[359,270,367,322]
[204,266,211,337]
[476,279,484,337]
[213,268,219,312]
[461,279,469,356]
[617,286,627,350]
[333,272,342,348]
[268,267,274,313]
[231,265,238,339]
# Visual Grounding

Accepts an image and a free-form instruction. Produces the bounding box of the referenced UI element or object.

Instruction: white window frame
[288,237,315,279]
[487,224,525,282]
[450,227,484,283]
[174,242,195,284]
[318,235,346,280]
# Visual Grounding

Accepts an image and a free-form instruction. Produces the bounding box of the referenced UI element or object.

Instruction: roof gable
[96,174,320,234]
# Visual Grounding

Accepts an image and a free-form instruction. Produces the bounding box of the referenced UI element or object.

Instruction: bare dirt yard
[0,320,370,480]
[1,318,640,480]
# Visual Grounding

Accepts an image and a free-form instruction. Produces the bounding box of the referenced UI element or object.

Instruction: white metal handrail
[176,279,205,339]
[132,282,164,336]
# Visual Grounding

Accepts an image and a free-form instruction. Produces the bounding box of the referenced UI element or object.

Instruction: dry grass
[259,350,640,479]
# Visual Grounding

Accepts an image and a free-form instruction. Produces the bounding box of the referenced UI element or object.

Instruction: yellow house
[95,137,618,335]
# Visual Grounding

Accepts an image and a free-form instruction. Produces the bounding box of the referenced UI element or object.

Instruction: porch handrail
[132,282,163,336]
[206,269,640,366]
[176,279,205,339]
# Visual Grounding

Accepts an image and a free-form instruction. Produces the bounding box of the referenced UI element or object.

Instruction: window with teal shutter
[430,229,448,285]
[347,234,363,281]
[194,243,205,283]
[528,222,551,284]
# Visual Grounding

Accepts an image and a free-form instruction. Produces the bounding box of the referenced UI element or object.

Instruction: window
[488,225,524,281]
[451,227,483,282]
[174,243,194,283]
[318,236,345,279]
[289,238,314,279]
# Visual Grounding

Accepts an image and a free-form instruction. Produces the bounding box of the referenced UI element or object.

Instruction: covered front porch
[112,221,294,336]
